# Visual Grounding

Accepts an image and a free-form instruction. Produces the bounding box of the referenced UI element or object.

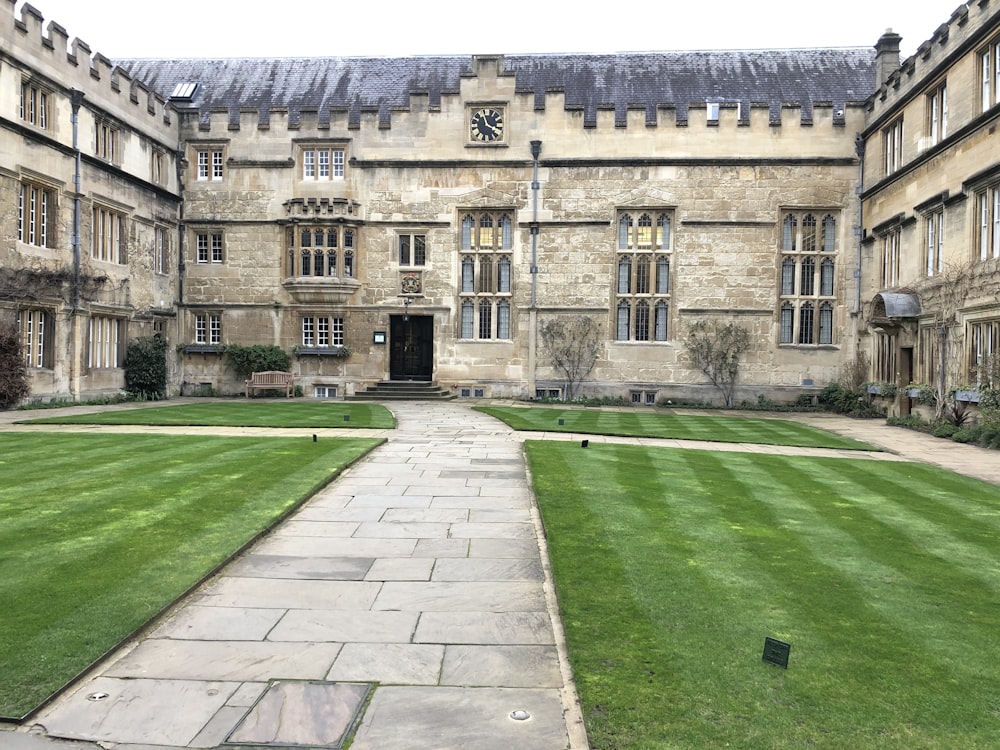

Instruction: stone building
[2,1,179,400]
[859,1,1000,413]
[3,0,998,405]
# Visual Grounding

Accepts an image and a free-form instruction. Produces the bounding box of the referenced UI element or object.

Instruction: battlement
[178,93,861,141]
[4,0,173,137]
[868,0,1000,121]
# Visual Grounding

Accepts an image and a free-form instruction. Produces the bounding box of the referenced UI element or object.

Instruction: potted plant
[953,386,981,403]
[865,381,898,398]
[905,383,935,402]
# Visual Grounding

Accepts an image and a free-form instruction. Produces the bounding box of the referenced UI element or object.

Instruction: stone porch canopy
[870,292,922,327]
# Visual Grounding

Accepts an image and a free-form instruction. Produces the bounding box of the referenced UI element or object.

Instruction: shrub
[951,427,982,444]
[225,345,290,380]
[979,425,1000,450]
[819,383,883,417]
[887,414,928,430]
[0,322,31,409]
[124,336,168,399]
[931,423,959,439]
[979,387,1000,426]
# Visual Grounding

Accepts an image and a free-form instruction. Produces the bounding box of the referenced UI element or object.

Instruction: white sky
[19,0,960,59]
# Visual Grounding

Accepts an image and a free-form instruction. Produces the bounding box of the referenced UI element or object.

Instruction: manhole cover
[225,681,372,749]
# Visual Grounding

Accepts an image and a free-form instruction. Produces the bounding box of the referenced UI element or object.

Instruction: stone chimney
[874,29,903,87]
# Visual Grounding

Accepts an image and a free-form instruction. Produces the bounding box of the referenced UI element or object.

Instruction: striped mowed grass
[527,440,1000,749]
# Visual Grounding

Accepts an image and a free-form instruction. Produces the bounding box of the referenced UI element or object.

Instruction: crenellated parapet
[867,0,1000,124]
[3,0,174,139]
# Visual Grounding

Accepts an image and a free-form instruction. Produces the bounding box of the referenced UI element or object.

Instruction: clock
[470,107,505,143]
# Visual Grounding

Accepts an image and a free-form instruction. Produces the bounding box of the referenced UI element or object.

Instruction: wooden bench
[245,371,294,398]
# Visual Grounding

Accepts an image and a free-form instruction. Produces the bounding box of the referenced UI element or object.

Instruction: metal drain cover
[225,680,372,749]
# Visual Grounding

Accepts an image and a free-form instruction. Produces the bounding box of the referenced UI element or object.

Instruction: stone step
[347,381,454,401]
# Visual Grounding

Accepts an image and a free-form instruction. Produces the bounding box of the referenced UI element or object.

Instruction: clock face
[470,107,505,143]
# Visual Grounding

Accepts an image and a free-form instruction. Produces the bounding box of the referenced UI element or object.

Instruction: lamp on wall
[402,296,413,322]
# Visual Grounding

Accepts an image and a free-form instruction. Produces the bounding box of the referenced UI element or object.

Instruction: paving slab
[104,640,342,682]
[327,643,445,684]
[0,730,96,750]
[431,557,544,582]
[365,556,436,581]
[348,686,570,750]
[37,677,240,747]
[250,534,417,558]
[440,645,563,688]
[224,553,374,580]
[470,538,543,558]
[193,576,382,609]
[267,609,419,642]
[150,605,284,640]
[415,611,556,645]
[373,581,546,612]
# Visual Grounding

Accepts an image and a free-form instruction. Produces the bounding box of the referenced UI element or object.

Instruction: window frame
[778,210,838,346]
[457,210,514,341]
[398,233,427,267]
[195,231,225,264]
[285,226,358,277]
[614,210,673,343]
[978,37,1000,113]
[976,182,1000,262]
[880,228,901,288]
[300,315,345,348]
[154,226,169,274]
[17,308,54,369]
[95,120,120,163]
[882,116,904,176]
[924,207,944,276]
[967,318,1000,388]
[926,80,947,146]
[152,150,165,185]
[194,312,223,345]
[92,205,128,264]
[195,147,225,181]
[20,80,49,129]
[300,146,346,181]
[88,315,123,369]
[18,181,55,248]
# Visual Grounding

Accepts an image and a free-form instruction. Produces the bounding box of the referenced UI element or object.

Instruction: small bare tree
[839,350,870,390]
[685,320,751,407]
[539,315,601,400]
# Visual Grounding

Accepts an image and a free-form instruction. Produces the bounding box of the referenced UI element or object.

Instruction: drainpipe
[853,134,864,317]
[937,326,947,411]
[174,146,186,395]
[176,147,185,306]
[70,91,84,311]
[529,140,542,307]
[69,90,85,400]
[528,140,542,398]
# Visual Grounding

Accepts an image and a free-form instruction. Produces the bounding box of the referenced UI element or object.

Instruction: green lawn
[0,433,381,719]
[526,441,1000,749]
[477,405,876,450]
[18,401,396,428]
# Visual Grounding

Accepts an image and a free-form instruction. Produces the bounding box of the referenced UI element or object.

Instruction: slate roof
[119,49,877,128]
